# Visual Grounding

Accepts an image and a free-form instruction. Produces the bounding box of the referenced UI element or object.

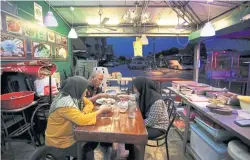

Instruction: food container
[194,117,233,141]
[190,124,228,160]
[237,96,250,111]
[172,81,196,90]
[1,91,35,110]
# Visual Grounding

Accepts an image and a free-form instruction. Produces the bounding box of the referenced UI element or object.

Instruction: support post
[246,63,250,95]
[193,43,200,82]
[49,75,52,104]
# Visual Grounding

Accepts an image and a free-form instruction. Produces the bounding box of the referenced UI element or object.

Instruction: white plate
[96,98,116,104]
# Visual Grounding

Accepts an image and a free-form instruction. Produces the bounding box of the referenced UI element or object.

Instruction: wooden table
[164,88,250,159]
[74,107,148,160]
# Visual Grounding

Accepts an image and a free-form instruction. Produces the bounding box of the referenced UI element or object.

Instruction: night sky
[107,37,189,58]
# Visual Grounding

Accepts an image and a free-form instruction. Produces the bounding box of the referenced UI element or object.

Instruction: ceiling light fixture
[140,34,148,45]
[200,3,215,37]
[68,7,78,38]
[44,0,58,27]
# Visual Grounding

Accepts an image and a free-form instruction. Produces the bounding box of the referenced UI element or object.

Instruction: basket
[194,117,233,141]
[1,91,35,110]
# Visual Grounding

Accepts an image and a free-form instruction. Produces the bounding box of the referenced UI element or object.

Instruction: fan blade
[101,17,109,25]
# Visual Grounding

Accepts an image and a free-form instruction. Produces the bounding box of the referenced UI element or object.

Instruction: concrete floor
[1,129,188,160]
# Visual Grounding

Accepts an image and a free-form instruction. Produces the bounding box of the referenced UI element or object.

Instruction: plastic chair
[146,98,177,160]
[30,103,50,146]
[28,145,65,160]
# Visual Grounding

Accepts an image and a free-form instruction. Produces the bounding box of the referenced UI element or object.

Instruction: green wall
[11,1,72,78]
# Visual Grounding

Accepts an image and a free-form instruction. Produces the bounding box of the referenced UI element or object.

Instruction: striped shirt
[145,99,169,131]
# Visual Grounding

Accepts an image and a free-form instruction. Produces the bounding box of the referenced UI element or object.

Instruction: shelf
[2,115,24,129]
[9,123,31,138]
[186,144,201,160]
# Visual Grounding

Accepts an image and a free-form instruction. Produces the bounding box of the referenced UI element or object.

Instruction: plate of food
[96,98,116,105]
[105,89,117,95]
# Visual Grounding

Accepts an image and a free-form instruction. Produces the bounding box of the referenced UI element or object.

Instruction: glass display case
[206,51,240,79]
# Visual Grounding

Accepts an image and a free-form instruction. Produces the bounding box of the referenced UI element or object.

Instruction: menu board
[0,12,69,61]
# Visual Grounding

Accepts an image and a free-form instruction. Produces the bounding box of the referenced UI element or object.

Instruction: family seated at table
[45,74,169,160]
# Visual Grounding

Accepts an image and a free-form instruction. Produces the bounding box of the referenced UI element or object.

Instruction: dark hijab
[49,76,89,114]
[60,76,89,100]
[133,77,162,118]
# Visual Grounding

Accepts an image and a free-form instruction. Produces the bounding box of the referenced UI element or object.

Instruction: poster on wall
[24,22,37,38]
[54,45,67,60]
[32,41,51,59]
[55,34,62,44]
[6,16,22,35]
[37,28,47,41]
[34,2,43,22]
[48,31,55,43]
[61,36,67,46]
[1,33,26,59]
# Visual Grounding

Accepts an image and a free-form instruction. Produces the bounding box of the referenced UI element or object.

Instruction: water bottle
[128,100,136,118]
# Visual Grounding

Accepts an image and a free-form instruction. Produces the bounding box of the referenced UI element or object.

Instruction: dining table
[74,105,148,160]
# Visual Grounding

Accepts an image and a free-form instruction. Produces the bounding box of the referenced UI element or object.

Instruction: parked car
[128,61,148,70]
[168,60,193,70]
[103,62,114,67]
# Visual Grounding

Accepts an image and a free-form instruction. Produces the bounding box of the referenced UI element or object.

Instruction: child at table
[125,77,169,159]
[45,76,112,160]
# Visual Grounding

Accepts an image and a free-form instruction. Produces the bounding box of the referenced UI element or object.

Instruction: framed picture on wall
[48,30,55,43]
[37,27,47,41]
[34,2,43,22]
[1,33,26,59]
[61,36,67,46]
[32,41,52,59]
[55,34,62,44]
[6,16,22,35]
[23,22,37,38]
[54,45,68,60]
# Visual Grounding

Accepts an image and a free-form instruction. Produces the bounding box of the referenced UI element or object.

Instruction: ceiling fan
[92,8,118,32]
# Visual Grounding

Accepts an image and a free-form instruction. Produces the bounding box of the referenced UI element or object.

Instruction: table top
[165,87,250,146]
[148,77,188,82]
[1,101,37,113]
[74,107,148,145]
[107,77,133,81]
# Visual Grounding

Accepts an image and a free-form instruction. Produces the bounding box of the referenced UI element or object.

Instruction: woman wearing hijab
[45,76,112,160]
[126,77,169,159]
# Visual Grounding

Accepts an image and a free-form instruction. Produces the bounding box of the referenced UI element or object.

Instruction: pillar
[193,43,200,82]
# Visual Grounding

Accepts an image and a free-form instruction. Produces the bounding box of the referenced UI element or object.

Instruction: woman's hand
[97,93,109,98]
[96,106,112,116]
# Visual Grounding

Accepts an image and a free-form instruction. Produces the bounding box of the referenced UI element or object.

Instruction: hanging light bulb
[200,3,215,37]
[44,11,58,27]
[200,22,215,37]
[68,7,78,38]
[68,28,78,38]
[44,0,58,27]
[140,35,148,45]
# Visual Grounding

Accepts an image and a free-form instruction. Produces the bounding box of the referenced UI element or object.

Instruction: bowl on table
[237,96,250,111]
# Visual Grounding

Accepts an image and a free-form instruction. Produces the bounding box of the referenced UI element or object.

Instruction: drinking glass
[113,106,120,120]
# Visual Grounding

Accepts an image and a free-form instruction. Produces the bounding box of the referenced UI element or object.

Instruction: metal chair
[30,103,50,146]
[28,145,65,160]
[146,98,177,160]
